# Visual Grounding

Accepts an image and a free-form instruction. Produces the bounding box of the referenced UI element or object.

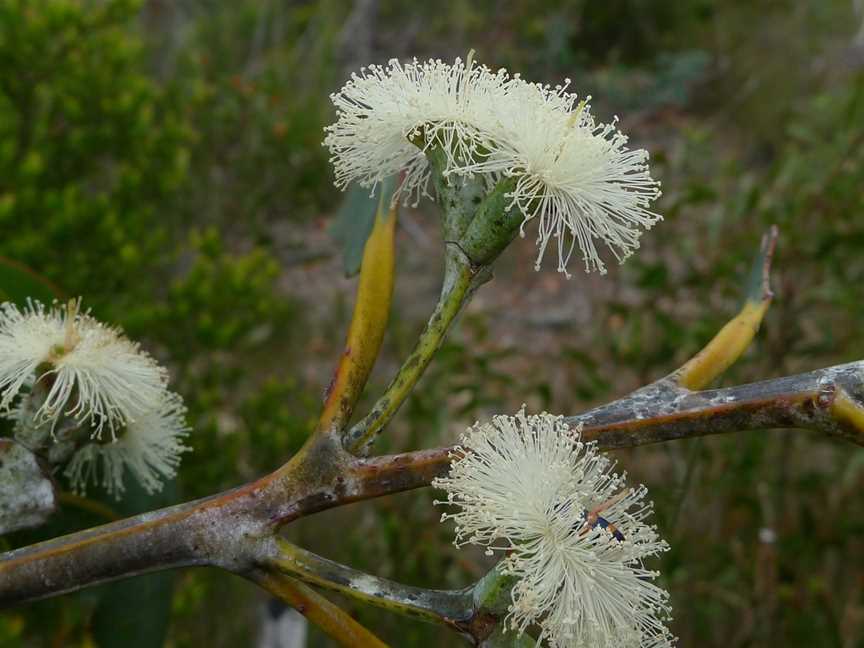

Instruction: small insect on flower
[433,409,674,648]
[578,491,628,542]
[0,299,169,438]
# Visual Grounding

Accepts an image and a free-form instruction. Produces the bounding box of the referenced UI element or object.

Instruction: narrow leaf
[330,178,397,277]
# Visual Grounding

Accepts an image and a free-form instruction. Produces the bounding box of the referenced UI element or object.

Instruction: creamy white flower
[464,85,662,275]
[64,390,190,497]
[0,301,61,412]
[433,409,673,648]
[324,54,513,205]
[0,300,168,438]
[325,54,661,275]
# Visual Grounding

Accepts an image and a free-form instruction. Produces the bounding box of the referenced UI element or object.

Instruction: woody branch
[2,354,863,608]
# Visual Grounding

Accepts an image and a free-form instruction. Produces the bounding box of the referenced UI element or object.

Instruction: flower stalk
[343,148,525,456]
[344,254,478,455]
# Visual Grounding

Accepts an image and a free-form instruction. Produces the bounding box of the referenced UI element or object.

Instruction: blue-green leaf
[90,479,178,648]
[330,178,398,277]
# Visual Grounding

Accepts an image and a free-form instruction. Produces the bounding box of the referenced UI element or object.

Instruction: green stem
[344,255,478,455]
[340,147,519,456]
[265,538,473,628]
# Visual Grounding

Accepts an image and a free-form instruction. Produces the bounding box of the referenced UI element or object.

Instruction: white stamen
[433,408,674,647]
[325,56,661,274]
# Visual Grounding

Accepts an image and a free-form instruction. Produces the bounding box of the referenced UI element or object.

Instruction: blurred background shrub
[1,0,863,646]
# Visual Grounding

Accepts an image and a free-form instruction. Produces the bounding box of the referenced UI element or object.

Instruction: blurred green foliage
[166,0,340,238]
[1,0,864,646]
[0,0,190,300]
[0,2,317,645]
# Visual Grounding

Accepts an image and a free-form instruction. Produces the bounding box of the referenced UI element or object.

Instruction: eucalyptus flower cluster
[434,409,674,647]
[325,54,661,275]
[0,299,190,497]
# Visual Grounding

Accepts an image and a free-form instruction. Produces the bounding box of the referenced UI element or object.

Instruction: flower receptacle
[457,177,520,268]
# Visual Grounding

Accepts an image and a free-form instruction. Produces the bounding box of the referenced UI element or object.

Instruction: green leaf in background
[91,479,179,648]
[479,627,537,647]
[0,256,63,305]
[329,177,398,277]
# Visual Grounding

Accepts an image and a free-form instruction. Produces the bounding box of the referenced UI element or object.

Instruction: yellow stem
[257,573,390,648]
